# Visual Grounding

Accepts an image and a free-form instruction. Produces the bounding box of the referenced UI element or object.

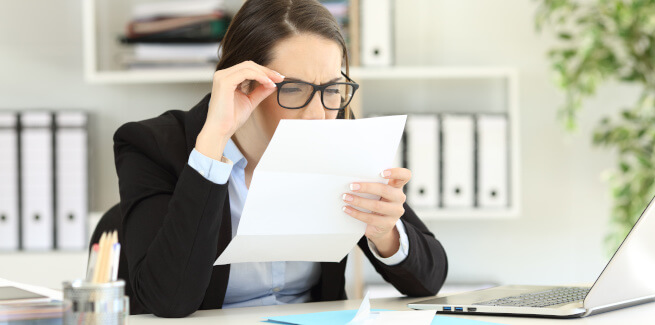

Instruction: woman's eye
[325,88,340,95]
[280,87,302,94]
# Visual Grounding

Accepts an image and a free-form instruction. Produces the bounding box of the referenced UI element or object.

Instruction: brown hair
[216,0,352,119]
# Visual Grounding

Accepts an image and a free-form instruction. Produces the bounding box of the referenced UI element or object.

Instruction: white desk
[129,296,655,324]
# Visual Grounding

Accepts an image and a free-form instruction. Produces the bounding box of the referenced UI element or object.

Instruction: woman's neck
[231,116,269,173]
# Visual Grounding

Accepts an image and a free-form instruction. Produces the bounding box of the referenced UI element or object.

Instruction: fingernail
[342,206,351,213]
[275,71,285,78]
[350,183,360,191]
[342,194,353,202]
[380,170,391,178]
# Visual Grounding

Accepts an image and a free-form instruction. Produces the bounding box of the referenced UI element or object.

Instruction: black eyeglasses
[274,72,359,110]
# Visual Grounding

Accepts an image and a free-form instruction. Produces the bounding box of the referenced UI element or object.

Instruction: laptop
[408,195,655,318]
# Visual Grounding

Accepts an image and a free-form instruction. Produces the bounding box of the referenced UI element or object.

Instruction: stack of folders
[0,292,61,324]
[0,111,88,251]
[0,302,62,324]
[0,281,63,323]
[118,0,229,70]
[320,1,351,49]
[392,114,510,209]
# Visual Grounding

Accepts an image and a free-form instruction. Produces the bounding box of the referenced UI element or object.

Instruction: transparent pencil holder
[62,280,129,325]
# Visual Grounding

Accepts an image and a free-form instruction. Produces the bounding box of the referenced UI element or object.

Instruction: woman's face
[253,33,344,139]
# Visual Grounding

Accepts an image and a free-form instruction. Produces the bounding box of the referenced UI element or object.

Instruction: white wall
[0,0,639,291]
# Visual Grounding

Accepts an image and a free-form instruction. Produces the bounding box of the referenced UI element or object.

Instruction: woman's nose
[302,92,326,120]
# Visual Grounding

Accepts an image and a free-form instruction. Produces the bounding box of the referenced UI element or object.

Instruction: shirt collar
[225,138,247,169]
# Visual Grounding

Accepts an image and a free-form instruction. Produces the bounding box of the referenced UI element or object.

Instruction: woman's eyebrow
[283,76,344,84]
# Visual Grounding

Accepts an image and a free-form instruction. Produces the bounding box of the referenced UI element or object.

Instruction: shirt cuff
[367,219,410,266]
[188,148,233,185]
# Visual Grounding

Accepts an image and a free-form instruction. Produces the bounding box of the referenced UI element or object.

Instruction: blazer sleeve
[113,121,229,318]
[357,203,448,297]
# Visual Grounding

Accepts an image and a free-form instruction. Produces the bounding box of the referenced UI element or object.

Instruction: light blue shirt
[187,139,409,308]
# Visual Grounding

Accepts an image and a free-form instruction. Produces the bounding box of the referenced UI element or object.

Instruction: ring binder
[0,112,19,251]
[20,112,54,251]
[55,112,89,250]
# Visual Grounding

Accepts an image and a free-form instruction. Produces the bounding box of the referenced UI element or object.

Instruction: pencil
[98,231,115,283]
[86,244,99,282]
[105,231,118,282]
[111,243,121,282]
[91,232,107,283]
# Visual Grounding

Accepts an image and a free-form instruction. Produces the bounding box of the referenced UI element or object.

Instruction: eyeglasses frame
[274,71,359,110]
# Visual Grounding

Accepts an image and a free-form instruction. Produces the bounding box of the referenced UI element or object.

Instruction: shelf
[83,65,517,84]
[81,0,516,85]
[350,66,517,80]
[85,68,214,84]
[82,1,517,84]
[82,0,218,84]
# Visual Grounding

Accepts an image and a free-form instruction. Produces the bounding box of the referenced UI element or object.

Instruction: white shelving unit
[81,0,520,220]
[354,67,521,220]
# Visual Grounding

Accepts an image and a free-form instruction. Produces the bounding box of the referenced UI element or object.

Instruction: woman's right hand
[195,61,284,160]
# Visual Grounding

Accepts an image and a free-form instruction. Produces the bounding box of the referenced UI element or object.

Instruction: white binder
[0,113,19,250]
[360,0,393,66]
[477,115,509,208]
[55,112,88,250]
[20,112,54,250]
[442,114,475,208]
[406,115,439,208]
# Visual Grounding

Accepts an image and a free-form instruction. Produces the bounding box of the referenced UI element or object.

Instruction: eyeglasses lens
[278,83,354,110]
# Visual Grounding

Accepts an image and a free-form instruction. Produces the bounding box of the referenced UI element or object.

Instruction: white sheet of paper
[0,277,62,301]
[373,311,435,325]
[347,291,434,325]
[215,115,407,265]
[347,292,372,324]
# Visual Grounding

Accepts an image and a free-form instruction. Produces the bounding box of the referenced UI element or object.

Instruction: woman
[113,0,448,317]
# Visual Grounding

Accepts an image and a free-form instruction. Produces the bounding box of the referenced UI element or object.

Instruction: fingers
[342,206,397,233]
[247,83,278,107]
[223,67,277,93]
[211,61,285,102]
[379,168,412,188]
[216,61,284,88]
[240,60,285,83]
[342,193,405,217]
[348,182,406,203]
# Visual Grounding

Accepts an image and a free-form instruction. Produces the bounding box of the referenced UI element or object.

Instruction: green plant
[536,0,655,254]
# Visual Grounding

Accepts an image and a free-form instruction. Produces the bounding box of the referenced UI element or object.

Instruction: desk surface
[129,296,655,324]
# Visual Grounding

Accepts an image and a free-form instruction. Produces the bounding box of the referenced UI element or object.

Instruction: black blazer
[113,93,448,318]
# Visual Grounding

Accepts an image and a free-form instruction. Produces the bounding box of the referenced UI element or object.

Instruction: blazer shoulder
[115,109,185,142]
[113,110,190,173]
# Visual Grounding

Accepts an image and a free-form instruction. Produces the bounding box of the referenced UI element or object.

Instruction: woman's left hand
[342,167,412,257]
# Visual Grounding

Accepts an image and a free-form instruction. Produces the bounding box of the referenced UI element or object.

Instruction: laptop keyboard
[474,287,590,308]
